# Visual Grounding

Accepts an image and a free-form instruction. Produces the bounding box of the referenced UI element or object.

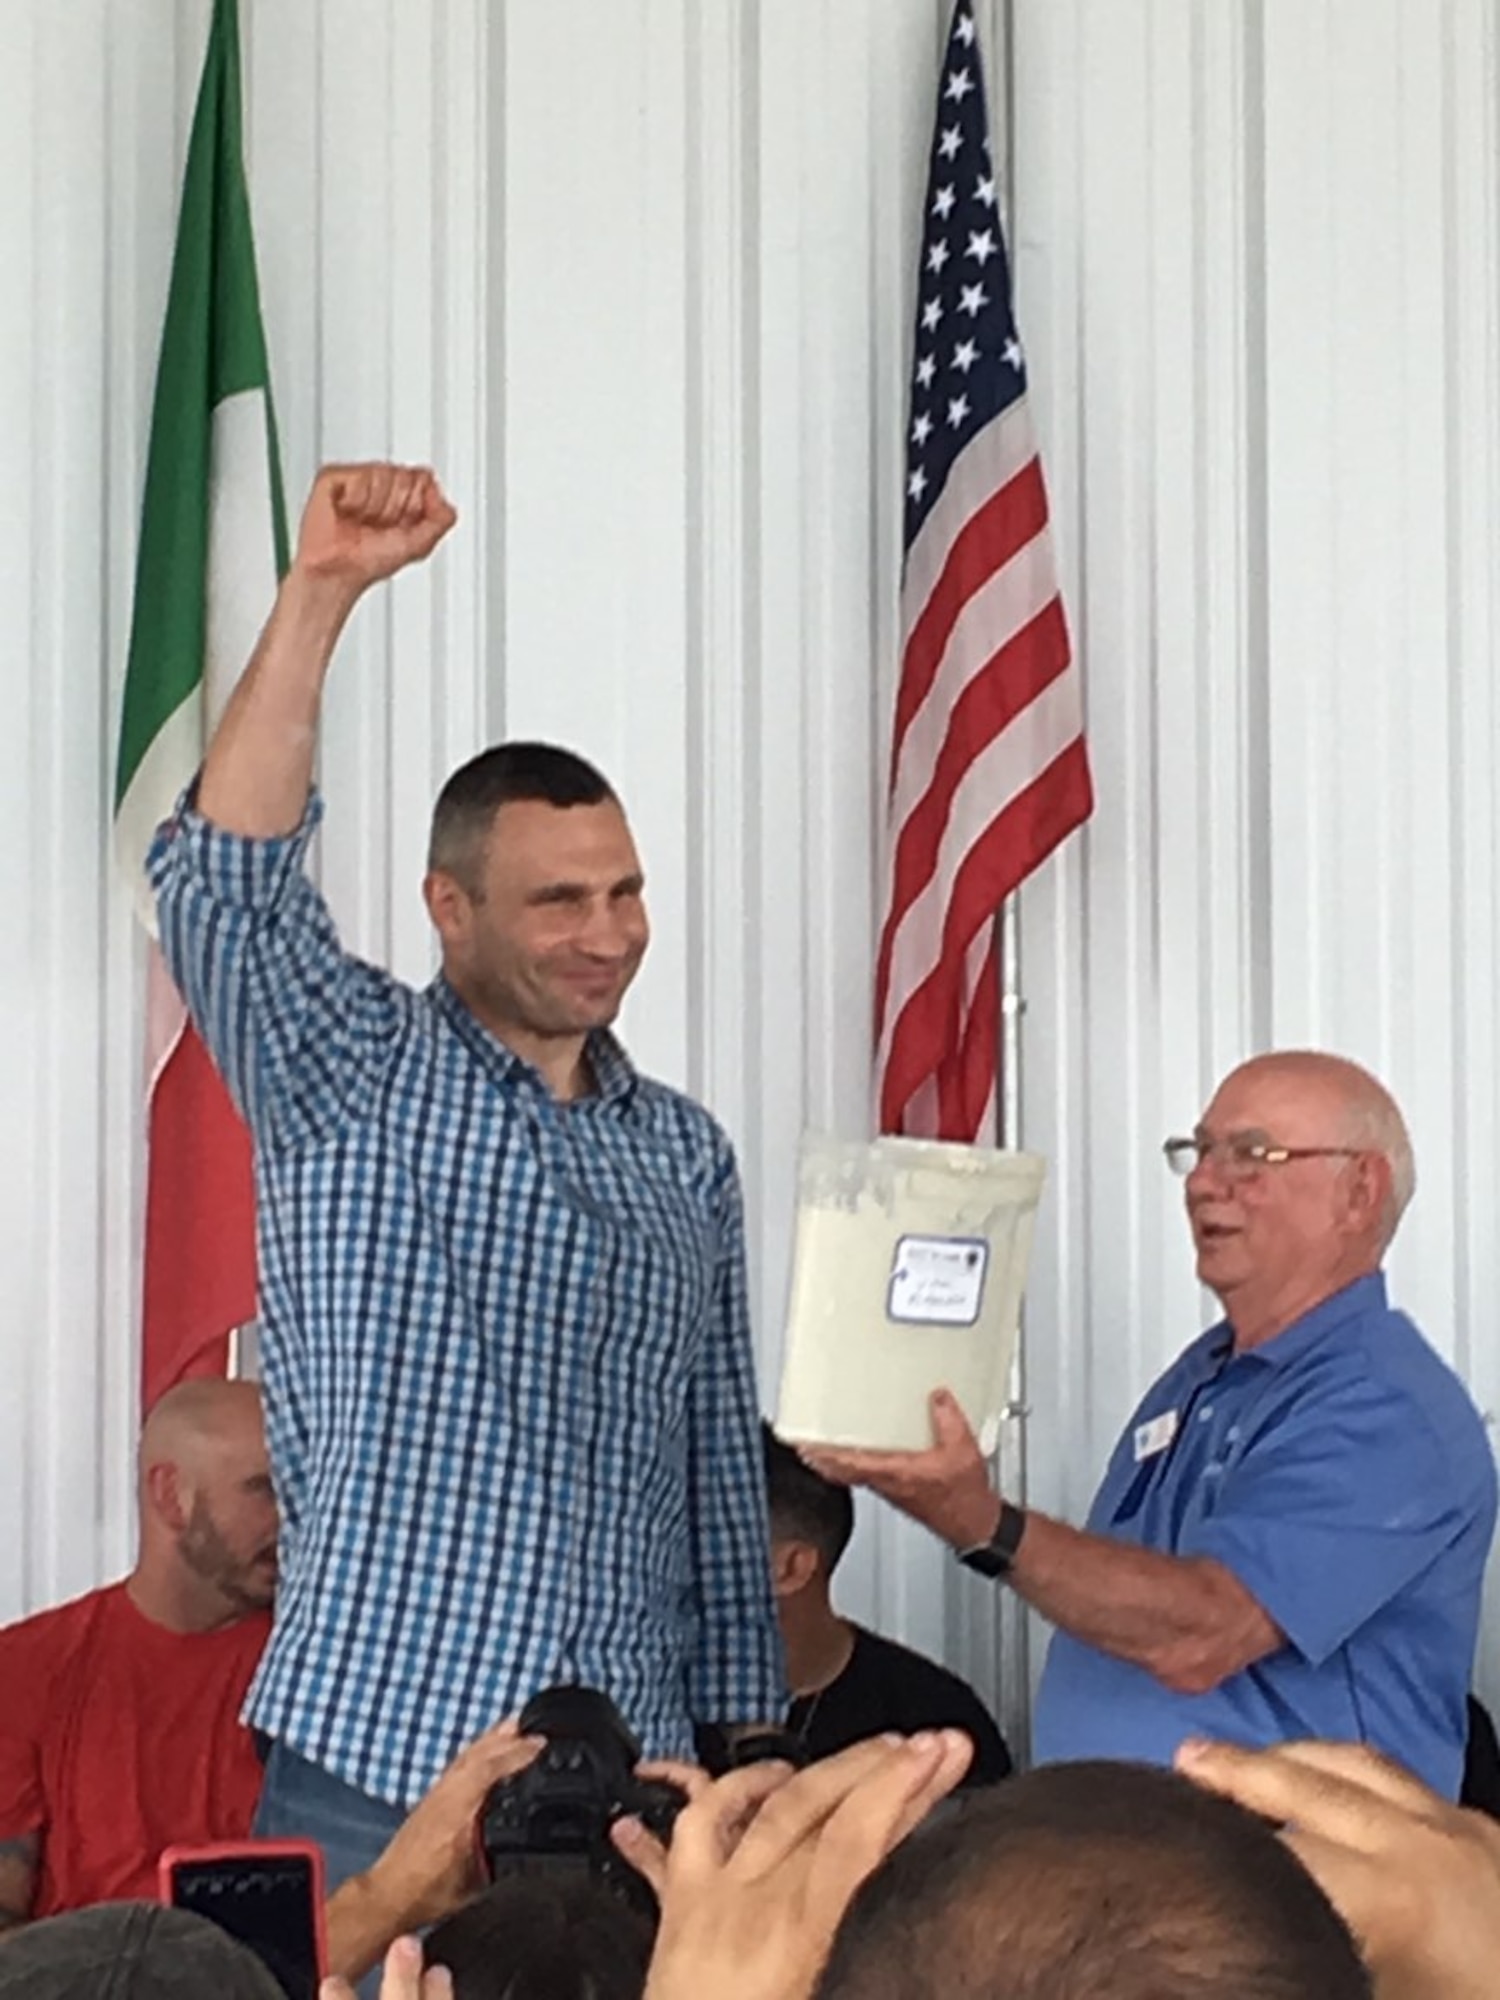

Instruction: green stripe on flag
[115,0,288,814]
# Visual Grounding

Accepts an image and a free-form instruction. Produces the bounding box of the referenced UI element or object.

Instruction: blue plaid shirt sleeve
[687,1141,788,1722]
[146,787,402,1155]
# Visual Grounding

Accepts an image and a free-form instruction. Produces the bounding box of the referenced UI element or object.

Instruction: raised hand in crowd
[616,1730,973,2000]
[1178,1735,1500,1999]
[322,1935,451,2000]
[323,1717,544,1983]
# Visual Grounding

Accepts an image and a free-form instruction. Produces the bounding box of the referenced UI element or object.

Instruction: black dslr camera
[476,1685,686,1914]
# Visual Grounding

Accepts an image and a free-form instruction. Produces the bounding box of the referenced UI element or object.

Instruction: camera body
[477,1685,685,1912]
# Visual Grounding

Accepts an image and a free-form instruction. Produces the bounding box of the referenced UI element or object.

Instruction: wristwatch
[957,1501,1028,1578]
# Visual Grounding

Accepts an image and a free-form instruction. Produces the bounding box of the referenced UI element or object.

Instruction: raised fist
[294,462,457,591]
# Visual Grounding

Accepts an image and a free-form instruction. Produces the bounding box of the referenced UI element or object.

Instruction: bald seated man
[0,1380,277,1928]
[809,1052,1497,1797]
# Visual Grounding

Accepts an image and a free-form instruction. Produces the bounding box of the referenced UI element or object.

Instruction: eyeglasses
[1162,1136,1367,1180]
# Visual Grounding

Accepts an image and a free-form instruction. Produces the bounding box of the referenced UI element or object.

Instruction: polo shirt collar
[429,976,639,1105]
[1219,1270,1388,1371]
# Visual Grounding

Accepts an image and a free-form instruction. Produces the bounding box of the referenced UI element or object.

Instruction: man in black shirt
[763,1425,1011,1783]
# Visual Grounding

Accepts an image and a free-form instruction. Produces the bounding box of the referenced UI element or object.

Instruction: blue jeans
[255,1739,408,2000]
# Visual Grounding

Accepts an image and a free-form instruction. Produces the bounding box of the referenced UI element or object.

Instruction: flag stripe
[875,594,1071,1026]
[878,664,1088,1084]
[874,3,1092,1142]
[892,448,1049,758]
[879,737,1092,1127]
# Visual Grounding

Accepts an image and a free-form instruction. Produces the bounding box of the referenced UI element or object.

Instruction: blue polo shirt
[1032,1274,1496,1797]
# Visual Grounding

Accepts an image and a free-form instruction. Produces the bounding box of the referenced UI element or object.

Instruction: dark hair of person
[762,1422,855,1576]
[424,1878,654,2000]
[815,1761,1372,2000]
[427,742,616,896]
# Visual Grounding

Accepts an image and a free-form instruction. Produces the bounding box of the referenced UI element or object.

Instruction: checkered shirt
[148,791,786,1805]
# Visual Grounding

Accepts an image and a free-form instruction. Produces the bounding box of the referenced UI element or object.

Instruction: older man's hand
[1177,1737,1500,1999]
[800,1389,1001,1551]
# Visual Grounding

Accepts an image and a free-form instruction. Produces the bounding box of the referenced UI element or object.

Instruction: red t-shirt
[0,1581,270,1917]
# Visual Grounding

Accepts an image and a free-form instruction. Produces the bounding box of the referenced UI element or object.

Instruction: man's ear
[1344,1150,1393,1237]
[423,869,472,950]
[771,1539,821,1600]
[144,1460,188,1535]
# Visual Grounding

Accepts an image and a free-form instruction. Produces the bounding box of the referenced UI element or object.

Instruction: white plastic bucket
[775,1132,1047,1451]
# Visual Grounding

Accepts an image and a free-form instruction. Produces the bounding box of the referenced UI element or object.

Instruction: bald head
[140,1377,268,1477]
[137,1379,278,1625]
[1223,1052,1414,1250]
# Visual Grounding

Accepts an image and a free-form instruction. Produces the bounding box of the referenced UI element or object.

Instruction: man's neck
[443,976,593,1102]
[126,1561,245,1637]
[781,1598,858,1698]
[1226,1260,1377,1353]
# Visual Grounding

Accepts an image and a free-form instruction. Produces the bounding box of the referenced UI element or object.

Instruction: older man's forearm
[1009,1513,1281,1693]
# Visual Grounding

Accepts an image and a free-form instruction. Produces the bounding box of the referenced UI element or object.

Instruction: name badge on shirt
[1133,1409,1179,1462]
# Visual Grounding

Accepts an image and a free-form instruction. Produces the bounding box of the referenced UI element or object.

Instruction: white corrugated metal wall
[1,0,1496,1741]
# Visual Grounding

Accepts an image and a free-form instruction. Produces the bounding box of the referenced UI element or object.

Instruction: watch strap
[957,1501,1027,1578]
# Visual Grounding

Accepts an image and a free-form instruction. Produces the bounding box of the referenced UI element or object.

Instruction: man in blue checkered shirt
[147,462,786,1893]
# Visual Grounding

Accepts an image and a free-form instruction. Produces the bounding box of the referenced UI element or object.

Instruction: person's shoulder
[1271,1293,1495,1496]
[850,1627,994,1717]
[848,1628,1012,1776]
[1366,1306,1497,1483]
[0,1582,121,1681]
[625,1073,740,1171]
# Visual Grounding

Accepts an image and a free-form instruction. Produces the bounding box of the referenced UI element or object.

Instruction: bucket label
[887,1235,989,1326]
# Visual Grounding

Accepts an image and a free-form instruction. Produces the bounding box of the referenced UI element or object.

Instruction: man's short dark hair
[762,1422,854,1576]
[815,1761,1371,2000]
[424,1878,654,2000]
[427,742,616,895]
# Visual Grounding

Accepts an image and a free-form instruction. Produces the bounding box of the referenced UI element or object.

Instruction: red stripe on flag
[879,735,1093,1131]
[934,940,1002,1141]
[891,458,1051,765]
[142,1020,257,1411]
[875,595,1072,1027]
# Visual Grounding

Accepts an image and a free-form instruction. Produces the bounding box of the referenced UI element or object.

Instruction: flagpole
[992,0,1034,1770]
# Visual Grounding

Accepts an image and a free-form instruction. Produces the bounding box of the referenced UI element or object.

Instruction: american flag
[873,2,1093,1143]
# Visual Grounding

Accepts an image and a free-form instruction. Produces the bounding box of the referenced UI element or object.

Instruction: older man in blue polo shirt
[808,1052,1497,1798]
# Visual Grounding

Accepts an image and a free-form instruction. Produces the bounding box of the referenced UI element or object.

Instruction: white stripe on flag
[116,389,280,931]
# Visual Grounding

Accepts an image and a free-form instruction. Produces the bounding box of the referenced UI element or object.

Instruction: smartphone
[158,1840,327,2000]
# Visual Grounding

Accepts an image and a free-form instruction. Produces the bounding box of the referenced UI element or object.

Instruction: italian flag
[115,0,287,1412]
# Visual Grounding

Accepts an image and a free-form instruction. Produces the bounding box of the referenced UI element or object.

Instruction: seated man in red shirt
[0,1378,277,1929]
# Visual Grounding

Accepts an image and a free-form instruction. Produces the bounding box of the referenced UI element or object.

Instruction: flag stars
[945,66,975,104]
[911,411,934,447]
[955,12,977,45]
[915,353,937,389]
[926,241,951,275]
[965,228,997,266]
[958,282,989,318]
[932,184,957,220]
[975,172,997,207]
[921,296,944,332]
[908,466,929,502]
[937,124,962,162]
[1003,335,1025,370]
[951,338,979,374]
[947,394,971,429]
